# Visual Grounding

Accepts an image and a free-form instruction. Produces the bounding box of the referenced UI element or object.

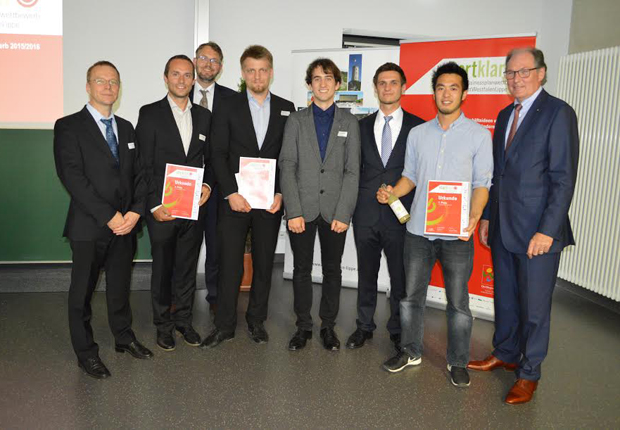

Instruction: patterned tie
[100,118,119,164]
[505,103,522,152]
[381,115,393,166]
[199,89,209,109]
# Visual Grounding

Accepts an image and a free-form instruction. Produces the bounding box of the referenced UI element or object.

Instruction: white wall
[209,0,573,100]
[64,0,195,126]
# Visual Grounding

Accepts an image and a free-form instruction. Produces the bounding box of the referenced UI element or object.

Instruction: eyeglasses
[91,78,120,87]
[197,56,221,66]
[504,67,539,80]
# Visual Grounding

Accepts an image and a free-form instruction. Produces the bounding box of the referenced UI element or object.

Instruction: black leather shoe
[199,329,234,349]
[78,356,111,379]
[288,329,312,351]
[390,333,402,352]
[346,328,373,349]
[176,326,201,346]
[248,323,269,344]
[115,340,154,359]
[156,331,176,351]
[320,327,340,351]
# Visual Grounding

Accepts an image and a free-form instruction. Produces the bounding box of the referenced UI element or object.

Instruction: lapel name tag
[281,110,290,116]
[128,142,135,149]
[199,134,206,141]
[338,131,348,137]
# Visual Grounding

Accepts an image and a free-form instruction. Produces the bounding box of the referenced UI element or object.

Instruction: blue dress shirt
[312,102,335,161]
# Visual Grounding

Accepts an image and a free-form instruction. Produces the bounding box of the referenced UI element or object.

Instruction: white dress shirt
[167,95,193,156]
[374,107,403,155]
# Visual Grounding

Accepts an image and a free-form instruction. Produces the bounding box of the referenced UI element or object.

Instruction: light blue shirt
[247,90,271,149]
[85,102,118,142]
[504,86,543,146]
[402,113,493,240]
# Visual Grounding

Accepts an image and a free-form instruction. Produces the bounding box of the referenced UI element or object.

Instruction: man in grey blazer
[279,58,361,351]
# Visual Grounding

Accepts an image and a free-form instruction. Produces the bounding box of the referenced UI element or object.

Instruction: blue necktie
[100,118,119,164]
[381,115,393,166]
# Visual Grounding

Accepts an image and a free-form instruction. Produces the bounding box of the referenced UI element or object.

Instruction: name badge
[199,134,206,141]
[338,131,348,137]
[128,142,135,149]
[281,110,290,117]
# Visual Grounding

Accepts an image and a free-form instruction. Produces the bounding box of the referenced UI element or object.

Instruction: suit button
[320,190,324,194]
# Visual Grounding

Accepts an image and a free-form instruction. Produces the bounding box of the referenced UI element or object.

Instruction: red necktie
[505,104,522,152]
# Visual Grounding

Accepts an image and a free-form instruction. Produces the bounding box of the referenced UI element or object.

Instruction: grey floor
[0,263,619,429]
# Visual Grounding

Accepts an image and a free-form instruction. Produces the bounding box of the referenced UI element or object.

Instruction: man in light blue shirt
[377,62,493,387]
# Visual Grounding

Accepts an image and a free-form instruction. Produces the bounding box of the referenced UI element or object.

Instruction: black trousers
[68,235,136,361]
[147,217,202,334]
[353,225,406,335]
[215,210,281,334]
[203,185,219,304]
[288,217,348,331]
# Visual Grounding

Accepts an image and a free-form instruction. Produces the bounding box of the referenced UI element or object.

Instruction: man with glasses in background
[468,47,579,405]
[192,42,237,317]
[54,60,153,379]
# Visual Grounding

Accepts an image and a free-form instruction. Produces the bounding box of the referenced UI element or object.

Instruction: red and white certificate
[161,163,204,220]
[236,157,276,210]
[424,180,471,238]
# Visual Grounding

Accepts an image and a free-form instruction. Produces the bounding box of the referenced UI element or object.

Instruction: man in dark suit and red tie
[136,55,213,352]
[202,45,295,348]
[54,60,153,379]
[468,47,580,405]
[191,42,237,315]
[346,63,424,352]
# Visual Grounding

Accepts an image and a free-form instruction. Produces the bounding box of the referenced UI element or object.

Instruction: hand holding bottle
[378,184,411,224]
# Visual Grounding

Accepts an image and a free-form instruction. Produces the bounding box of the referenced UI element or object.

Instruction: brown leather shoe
[468,355,518,371]
[505,379,538,405]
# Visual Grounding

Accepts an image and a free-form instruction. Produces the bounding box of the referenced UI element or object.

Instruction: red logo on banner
[17,0,39,7]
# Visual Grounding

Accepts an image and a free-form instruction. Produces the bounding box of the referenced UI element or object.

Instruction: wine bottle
[381,184,411,224]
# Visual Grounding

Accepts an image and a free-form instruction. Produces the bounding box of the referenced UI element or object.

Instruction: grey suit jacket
[279,105,361,224]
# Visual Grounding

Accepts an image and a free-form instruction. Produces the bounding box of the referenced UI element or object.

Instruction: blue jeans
[400,233,474,367]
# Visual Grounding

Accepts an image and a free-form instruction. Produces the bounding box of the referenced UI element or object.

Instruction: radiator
[556,46,620,301]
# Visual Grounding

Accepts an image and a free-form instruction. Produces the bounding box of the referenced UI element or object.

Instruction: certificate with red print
[424,180,471,238]
[235,157,276,210]
[161,164,204,220]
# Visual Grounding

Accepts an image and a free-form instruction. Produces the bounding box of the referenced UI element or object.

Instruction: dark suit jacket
[190,82,237,113]
[352,109,424,230]
[135,96,213,226]
[210,91,295,218]
[484,89,579,254]
[54,106,146,241]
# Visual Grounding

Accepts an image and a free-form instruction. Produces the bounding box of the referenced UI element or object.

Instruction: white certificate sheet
[236,157,276,210]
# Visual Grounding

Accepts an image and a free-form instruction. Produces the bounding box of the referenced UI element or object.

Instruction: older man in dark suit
[136,55,212,352]
[347,63,424,351]
[54,60,153,379]
[279,58,361,351]
[202,45,295,348]
[468,47,579,405]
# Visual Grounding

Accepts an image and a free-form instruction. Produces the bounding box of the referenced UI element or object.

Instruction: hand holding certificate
[424,180,471,238]
[235,157,277,210]
[161,163,204,220]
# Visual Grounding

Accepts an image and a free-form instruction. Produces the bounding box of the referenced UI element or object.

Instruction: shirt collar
[86,102,114,122]
[433,111,465,130]
[197,81,215,92]
[515,86,543,109]
[247,90,271,107]
[312,102,336,118]
[377,106,402,124]
[167,94,192,114]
